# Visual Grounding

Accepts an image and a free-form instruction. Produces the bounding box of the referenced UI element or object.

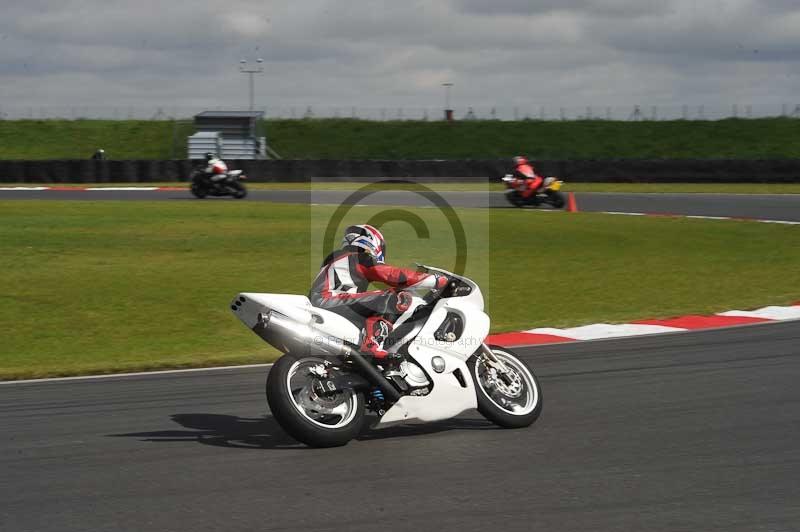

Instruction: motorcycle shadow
[110,413,302,450]
[360,416,496,441]
[168,197,243,201]
[110,413,497,450]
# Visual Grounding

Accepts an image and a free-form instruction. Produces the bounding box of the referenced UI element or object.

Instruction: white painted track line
[530,323,687,340]
[0,362,273,385]
[719,306,800,320]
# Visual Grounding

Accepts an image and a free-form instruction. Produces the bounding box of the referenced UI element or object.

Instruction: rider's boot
[360,317,401,366]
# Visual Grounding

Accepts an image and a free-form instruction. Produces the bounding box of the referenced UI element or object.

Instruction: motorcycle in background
[190,169,248,199]
[502,174,566,208]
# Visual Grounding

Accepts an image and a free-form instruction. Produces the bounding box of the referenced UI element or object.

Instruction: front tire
[232,182,247,199]
[266,355,366,447]
[468,346,542,428]
[505,191,525,208]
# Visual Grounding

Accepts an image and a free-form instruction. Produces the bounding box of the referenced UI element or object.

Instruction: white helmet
[342,224,386,263]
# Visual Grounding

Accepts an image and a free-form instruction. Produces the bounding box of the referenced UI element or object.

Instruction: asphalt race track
[2,321,799,532]
[2,187,798,530]
[2,188,800,221]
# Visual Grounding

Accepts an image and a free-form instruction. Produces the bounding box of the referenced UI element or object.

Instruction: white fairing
[378,343,477,424]
[377,266,488,426]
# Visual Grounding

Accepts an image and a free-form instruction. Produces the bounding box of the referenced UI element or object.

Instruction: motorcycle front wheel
[505,191,525,208]
[468,346,543,428]
[266,354,366,447]
[232,182,247,199]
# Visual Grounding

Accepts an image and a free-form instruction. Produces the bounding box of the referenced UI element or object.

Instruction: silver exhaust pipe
[254,310,402,402]
[253,311,353,358]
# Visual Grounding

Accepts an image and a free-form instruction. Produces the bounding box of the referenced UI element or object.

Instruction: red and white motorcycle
[231,265,543,447]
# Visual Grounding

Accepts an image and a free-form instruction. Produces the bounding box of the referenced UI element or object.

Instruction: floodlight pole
[240,58,264,111]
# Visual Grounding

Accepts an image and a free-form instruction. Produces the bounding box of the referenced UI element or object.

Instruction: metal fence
[1,104,800,121]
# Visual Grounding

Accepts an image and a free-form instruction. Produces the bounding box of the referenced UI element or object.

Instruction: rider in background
[309,224,450,362]
[512,156,544,199]
[203,152,228,183]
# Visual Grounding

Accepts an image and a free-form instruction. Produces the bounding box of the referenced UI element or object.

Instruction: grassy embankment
[1,118,800,160]
[2,200,799,379]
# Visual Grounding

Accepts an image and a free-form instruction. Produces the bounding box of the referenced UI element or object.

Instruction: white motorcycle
[231,265,542,447]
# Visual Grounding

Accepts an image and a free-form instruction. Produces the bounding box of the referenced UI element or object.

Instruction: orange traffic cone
[566,192,579,213]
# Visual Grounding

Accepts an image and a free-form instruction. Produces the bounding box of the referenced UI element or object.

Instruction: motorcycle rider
[309,224,450,362]
[511,156,544,199]
[202,152,229,183]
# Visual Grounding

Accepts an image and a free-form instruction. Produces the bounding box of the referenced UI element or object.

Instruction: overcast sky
[1,0,799,117]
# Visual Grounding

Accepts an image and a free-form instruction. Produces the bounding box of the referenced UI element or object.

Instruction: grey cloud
[1,0,799,113]
[455,0,669,17]
[586,2,800,63]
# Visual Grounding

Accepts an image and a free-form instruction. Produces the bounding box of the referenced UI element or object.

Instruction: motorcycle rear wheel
[548,190,566,209]
[190,182,207,199]
[468,346,543,428]
[266,354,366,447]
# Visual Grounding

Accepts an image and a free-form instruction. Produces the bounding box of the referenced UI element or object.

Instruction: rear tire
[468,346,542,429]
[266,354,366,447]
[190,182,207,199]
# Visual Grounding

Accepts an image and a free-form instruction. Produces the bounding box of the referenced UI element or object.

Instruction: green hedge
[1,118,799,160]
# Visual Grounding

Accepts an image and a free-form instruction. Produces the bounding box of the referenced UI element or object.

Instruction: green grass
[2,118,800,160]
[268,118,800,159]
[2,200,799,380]
[0,120,193,159]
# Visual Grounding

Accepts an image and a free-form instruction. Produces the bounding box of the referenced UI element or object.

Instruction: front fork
[480,343,511,371]
[479,343,517,386]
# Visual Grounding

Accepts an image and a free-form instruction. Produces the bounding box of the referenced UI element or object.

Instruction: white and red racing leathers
[205,158,228,182]
[308,248,447,357]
